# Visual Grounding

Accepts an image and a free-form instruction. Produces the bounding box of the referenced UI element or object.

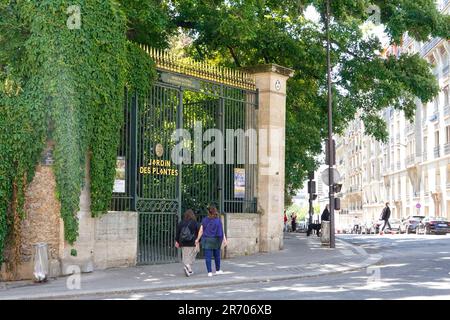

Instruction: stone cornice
[242,64,294,78]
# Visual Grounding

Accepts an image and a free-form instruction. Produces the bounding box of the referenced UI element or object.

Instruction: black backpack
[180,221,195,243]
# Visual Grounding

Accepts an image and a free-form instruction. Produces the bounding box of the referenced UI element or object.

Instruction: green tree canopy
[139,0,446,202]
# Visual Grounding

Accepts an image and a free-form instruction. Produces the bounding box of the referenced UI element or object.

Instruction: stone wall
[93,211,137,269]
[0,165,63,281]
[60,160,137,274]
[224,213,260,258]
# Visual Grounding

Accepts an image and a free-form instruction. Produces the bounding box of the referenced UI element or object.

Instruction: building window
[447,164,450,187]
[444,86,449,107]
[446,126,450,144]
[435,130,440,147]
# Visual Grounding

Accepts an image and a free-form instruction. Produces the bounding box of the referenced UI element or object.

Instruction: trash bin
[33,242,49,282]
[321,221,330,246]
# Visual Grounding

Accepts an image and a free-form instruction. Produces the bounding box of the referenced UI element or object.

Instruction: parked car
[416,216,450,235]
[400,215,425,234]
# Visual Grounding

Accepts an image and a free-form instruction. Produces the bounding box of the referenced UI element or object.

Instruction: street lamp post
[325,0,336,248]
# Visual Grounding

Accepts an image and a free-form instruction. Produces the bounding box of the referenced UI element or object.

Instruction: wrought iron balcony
[434,145,441,158]
[430,113,439,122]
[444,105,450,117]
[406,155,415,166]
[443,65,449,77]
[406,123,414,132]
[421,37,442,57]
[445,143,450,155]
[440,0,450,11]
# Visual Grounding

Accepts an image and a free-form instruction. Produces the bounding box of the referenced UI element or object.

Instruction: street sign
[321,168,341,186]
[416,203,421,209]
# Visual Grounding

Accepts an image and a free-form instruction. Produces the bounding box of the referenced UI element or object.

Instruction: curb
[3,238,382,300]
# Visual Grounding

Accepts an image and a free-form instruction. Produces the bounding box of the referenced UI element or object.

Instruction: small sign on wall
[113,156,126,193]
[234,168,245,199]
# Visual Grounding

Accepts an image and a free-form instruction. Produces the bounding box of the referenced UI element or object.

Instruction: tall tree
[147,0,446,202]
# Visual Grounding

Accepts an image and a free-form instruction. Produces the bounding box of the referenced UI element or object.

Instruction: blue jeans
[204,248,221,273]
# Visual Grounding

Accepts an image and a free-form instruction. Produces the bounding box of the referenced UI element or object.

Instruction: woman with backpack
[195,205,227,277]
[175,209,200,277]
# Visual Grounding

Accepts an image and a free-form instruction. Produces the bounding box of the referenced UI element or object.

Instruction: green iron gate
[112,48,258,265]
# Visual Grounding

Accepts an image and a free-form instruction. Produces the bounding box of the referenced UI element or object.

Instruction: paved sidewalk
[0,234,381,300]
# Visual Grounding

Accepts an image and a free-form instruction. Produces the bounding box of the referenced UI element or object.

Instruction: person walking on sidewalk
[195,205,227,277]
[283,210,288,232]
[380,202,391,235]
[175,209,200,277]
[291,213,297,232]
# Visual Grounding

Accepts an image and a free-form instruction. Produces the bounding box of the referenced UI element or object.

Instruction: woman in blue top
[195,205,227,277]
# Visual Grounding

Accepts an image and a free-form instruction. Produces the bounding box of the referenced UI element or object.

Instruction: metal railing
[445,143,450,155]
[434,145,441,158]
[421,37,441,57]
[443,65,449,77]
[444,106,450,117]
[396,161,401,170]
[406,155,415,166]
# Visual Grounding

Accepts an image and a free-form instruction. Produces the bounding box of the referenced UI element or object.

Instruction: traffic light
[308,180,316,194]
[334,198,341,210]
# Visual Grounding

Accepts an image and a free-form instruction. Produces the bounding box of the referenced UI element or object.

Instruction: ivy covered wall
[0,0,155,269]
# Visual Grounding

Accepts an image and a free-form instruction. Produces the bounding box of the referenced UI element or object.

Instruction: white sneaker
[215,270,224,275]
[207,272,213,277]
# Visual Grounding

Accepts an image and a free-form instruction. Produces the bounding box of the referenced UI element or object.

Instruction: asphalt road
[74,234,450,300]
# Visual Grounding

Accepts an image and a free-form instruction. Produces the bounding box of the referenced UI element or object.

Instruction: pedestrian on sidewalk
[291,213,297,232]
[321,205,330,222]
[283,210,288,232]
[379,202,391,235]
[195,205,227,277]
[175,209,200,277]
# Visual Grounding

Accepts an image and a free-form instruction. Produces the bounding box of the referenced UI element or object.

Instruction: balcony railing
[406,154,415,166]
[444,105,450,117]
[396,133,400,141]
[444,143,450,155]
[396,161,401,170]
[434,145,441,158]
[421,37,442,57]
[406,123,414,132]
[423,151,428,161]
[440,0,450,11]
[443,65,449,77]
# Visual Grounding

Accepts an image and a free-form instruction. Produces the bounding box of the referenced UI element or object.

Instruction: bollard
[33,243,49,282]
[321,221,330,246]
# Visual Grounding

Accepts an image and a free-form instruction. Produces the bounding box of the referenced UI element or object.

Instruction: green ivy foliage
[0,0,156,264]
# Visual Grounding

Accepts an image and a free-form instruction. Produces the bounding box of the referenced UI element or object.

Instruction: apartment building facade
[331,0,450,228]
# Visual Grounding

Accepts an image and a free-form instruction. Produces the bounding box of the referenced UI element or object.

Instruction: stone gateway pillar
[247,64,294,253]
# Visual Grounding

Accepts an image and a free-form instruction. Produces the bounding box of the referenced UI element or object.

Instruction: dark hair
[207,205,219,218]
[184,209,196,221]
